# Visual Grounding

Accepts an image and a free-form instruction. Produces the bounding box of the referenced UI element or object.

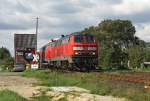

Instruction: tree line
[81,19,150,70]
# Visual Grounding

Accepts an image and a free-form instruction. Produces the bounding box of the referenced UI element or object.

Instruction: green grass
[0,89,67,101]
[0,90,27,101]
[32,95,67,101]
[32,95,52,101]
[139,67,150,72]
[21,70,150,101]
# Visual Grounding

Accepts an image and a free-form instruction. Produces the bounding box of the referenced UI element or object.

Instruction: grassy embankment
[21,70,150,101]
[0,90,27,101]
[0,90,53,101]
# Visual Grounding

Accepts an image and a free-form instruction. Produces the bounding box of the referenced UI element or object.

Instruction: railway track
[97,72,150,84]
[48,68,150,85]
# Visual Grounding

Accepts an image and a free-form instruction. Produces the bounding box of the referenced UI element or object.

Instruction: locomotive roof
[50,32,93,42]
[39,32,94,50]
[65,32,93,37]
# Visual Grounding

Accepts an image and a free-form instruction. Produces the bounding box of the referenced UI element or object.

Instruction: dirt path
[0,72,127,101]
[0,72,38,99]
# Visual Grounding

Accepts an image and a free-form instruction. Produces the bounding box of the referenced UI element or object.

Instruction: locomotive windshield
[74,35,95,43]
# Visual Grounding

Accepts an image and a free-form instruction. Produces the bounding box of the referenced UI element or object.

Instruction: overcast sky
[0,0,150,55]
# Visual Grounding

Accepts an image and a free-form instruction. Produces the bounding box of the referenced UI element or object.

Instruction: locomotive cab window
[74,35,83,42]
[74,35,95,43]
[87,35,95,43]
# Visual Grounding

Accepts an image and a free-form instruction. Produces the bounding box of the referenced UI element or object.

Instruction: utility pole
[35,17,39,51]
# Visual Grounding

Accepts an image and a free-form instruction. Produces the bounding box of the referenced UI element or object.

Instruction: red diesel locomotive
[39,33,98,71]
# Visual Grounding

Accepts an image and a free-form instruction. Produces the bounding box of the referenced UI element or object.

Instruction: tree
[0,47,13,71]
[0,47,11,60]
[128,45,144,69]
[97,20,136,48]
[144,48,150,62]
[82,19,144,69]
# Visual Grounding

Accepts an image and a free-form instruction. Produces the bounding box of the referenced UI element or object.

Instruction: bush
[128,45,144,69]
[0,47,13,71]
[0,57,13,71]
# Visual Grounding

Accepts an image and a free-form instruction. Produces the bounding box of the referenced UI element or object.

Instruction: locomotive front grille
[72,57,98,66]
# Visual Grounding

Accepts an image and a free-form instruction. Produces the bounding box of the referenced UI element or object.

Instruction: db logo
[33,54,39,62]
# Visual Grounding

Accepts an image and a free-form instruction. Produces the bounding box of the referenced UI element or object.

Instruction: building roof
[14,34,37,50]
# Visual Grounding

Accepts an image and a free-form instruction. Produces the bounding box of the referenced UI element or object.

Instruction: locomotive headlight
[92,52,96,55]
[75,52,79,55]
[88,47,97,50]
[73,46,84,50]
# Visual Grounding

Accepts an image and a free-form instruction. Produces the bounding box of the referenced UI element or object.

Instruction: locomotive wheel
[68,63,74,71]
[80,67,86,72]
[61,61,68,70]
[80,67,90,72]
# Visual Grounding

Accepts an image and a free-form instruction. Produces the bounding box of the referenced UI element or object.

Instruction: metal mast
[35,17,39,51]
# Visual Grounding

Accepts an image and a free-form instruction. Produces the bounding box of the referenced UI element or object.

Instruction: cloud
[0,22,23,30]
[136,23,150,42]
[113,0,150,15]
[0,0,150,56]
[126,10,150,23]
